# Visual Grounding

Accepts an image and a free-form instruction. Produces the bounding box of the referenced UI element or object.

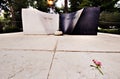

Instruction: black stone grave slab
[60,7,100,35]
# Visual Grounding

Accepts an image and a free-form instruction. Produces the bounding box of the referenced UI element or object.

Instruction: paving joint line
[47,39,58,79]
[0,48,53,52]
[0,48,120,53]
[56,50,120,53]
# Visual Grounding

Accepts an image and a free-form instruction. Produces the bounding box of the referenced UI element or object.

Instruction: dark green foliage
[0,0,28,31]
[98,28,120,34]
[0,18,21,33]
[3,25,20,33]
[100,11,120,22]
[99,21,120,29]
[0,0,49,33]
[70,0,83,12]
[35,0,48,12]
[100,0,119,12]
[0,22,3,33]
[99,11,120,30]
[69,0,119,12]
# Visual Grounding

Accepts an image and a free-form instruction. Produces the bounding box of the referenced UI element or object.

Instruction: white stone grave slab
[22,8,59,34]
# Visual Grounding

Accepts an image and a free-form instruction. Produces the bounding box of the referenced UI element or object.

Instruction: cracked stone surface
[0,50,53,79]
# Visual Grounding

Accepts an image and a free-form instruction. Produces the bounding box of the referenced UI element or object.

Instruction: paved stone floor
[0,32,120,79]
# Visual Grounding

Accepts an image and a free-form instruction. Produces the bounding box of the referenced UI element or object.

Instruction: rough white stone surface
[22,8,59,34]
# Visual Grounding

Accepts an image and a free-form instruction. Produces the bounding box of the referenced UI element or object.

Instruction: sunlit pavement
[0,32,120,79]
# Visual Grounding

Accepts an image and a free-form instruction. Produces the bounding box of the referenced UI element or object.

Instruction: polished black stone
[60,7,100,35]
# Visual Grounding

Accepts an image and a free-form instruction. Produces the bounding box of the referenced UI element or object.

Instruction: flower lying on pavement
[90,59,104,75]
[92,59,102,67]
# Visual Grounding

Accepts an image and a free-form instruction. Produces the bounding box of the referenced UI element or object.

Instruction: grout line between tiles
[47,39,58,79]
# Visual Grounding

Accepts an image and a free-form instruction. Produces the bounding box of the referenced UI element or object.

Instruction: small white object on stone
[54,31,63,36]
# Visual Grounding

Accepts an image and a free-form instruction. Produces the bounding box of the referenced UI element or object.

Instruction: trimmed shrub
[99,11,120,22]
[0,17,4,33]
[0,22,3,33]
[3,25,20,33]
[99,21,120,29]
[98,28,120,34]
[99,11,120,29]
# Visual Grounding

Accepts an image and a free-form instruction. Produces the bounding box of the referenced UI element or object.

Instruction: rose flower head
[92,59,102,67]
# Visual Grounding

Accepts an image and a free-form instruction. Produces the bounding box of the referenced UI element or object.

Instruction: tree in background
[0,0,49,32]
[25,0,49,12]
[0,0,28,31]
[1,0,120,21]
[69,0,119,12]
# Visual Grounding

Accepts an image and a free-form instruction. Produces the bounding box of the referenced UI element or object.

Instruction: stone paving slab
[49,52,120,79]
[0,50,53,79]
[0,32,120,79]
[57,33,120,52]
[0,33,58,51]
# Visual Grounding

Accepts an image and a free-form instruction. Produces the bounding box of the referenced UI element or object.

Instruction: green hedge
[99,11,120,29]
[99,11,120,22]
[0,20,21,33]
[3,25,20,33]
[99,21,120,29]
[0,22,3,33]
[98,28,120,34]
